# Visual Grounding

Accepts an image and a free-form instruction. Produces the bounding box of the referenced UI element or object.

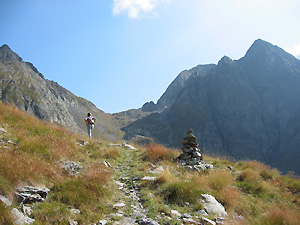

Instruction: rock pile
[62,161,83,175]
[177,129,213,172]
[15,186,50,204]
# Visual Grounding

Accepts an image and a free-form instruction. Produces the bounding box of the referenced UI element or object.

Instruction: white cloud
[113,0,169,18]
[285,43,300,58]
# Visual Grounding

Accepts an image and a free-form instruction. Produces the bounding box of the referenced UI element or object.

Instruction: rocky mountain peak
[243,39,292,62]
[0,44,11,52]
[217,55,233,66]
[0,44,23,62]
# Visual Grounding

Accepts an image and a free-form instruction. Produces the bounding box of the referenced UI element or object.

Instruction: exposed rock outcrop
[123,39,300,174]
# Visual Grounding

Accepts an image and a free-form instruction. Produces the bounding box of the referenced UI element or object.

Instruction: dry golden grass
[144,143,179,162]
[260,205,300,225]
[208,169,233,190]
[157,170,173,185]
[217,186,240,210]
[103,148,120,159]
[0,150,60,194]
[247,160,270,171]
[238,167,262,183]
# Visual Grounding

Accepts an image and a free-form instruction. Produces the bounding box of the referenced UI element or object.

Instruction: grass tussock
[103,147,120,159]
[216,186,240,210]
[237,167,262,184]
[208,169,233,190]
[259,205,300,225]
[144,143,179,162]
[51,164,110,208]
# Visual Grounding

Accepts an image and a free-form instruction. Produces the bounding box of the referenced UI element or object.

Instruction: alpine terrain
[123,39,300,175]
[0,44,123,140]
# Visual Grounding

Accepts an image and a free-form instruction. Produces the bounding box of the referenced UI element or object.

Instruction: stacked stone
[178,129,203,166]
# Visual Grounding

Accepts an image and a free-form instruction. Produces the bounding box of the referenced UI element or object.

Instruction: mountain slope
[0,44,123,140]
[123,39,300,174]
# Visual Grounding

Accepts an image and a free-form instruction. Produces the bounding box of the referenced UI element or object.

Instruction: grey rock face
[123,39,300,174]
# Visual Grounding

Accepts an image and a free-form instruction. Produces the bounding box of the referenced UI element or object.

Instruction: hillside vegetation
[1,101,300,225]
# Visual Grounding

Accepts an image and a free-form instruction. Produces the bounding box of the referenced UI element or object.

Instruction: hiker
[85,113,96,139]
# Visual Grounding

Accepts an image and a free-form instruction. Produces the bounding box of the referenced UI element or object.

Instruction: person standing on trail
[85,113,96,139]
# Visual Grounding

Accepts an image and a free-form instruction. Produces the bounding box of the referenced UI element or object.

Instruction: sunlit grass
[144,143,180,162]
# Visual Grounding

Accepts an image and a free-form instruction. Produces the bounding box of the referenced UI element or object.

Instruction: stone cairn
[177,129,213,172]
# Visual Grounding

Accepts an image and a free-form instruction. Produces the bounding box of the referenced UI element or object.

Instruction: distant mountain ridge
[123,39,300,174]
[0,44,122,140]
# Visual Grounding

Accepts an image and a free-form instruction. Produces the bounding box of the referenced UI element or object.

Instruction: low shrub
[144,144,179,162]
[161,180,203,205]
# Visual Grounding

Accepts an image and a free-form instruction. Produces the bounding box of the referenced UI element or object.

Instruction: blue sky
[1,0,300,113]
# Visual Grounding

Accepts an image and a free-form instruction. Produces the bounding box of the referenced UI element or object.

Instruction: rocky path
[107,145,159,225]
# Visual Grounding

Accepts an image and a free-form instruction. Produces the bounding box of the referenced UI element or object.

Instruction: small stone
[182,213,192,218]
[97,220,108,225]
[113,203,126,208]
[0,128,6,133]
[183,218,201,224]
[196,209,209,217]
[227,166,233,170]
[201,217,216,225]
[69,208,80,215]
[141,176,157,181]
[138,218,159,225]
[22,205,33,216]
[68,218,78,225]
[122,143,137,150]
[78,140,88,145]
[103,160,111,167]
[171,209,181,217]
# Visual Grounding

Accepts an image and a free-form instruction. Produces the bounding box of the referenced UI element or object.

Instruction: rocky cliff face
[0,44,122,140]
[123,39,300,174]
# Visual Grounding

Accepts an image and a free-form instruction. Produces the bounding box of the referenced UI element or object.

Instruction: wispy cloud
[113,0,169,19]
[285,42,300,58]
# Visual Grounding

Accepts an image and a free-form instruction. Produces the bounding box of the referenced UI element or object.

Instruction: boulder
[11,208,35,225]
[201,194,227,217]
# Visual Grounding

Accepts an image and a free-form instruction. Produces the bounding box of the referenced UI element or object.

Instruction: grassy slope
[1,101,300,224]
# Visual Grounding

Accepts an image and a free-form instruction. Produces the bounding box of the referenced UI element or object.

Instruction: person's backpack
[87,117,95,125]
